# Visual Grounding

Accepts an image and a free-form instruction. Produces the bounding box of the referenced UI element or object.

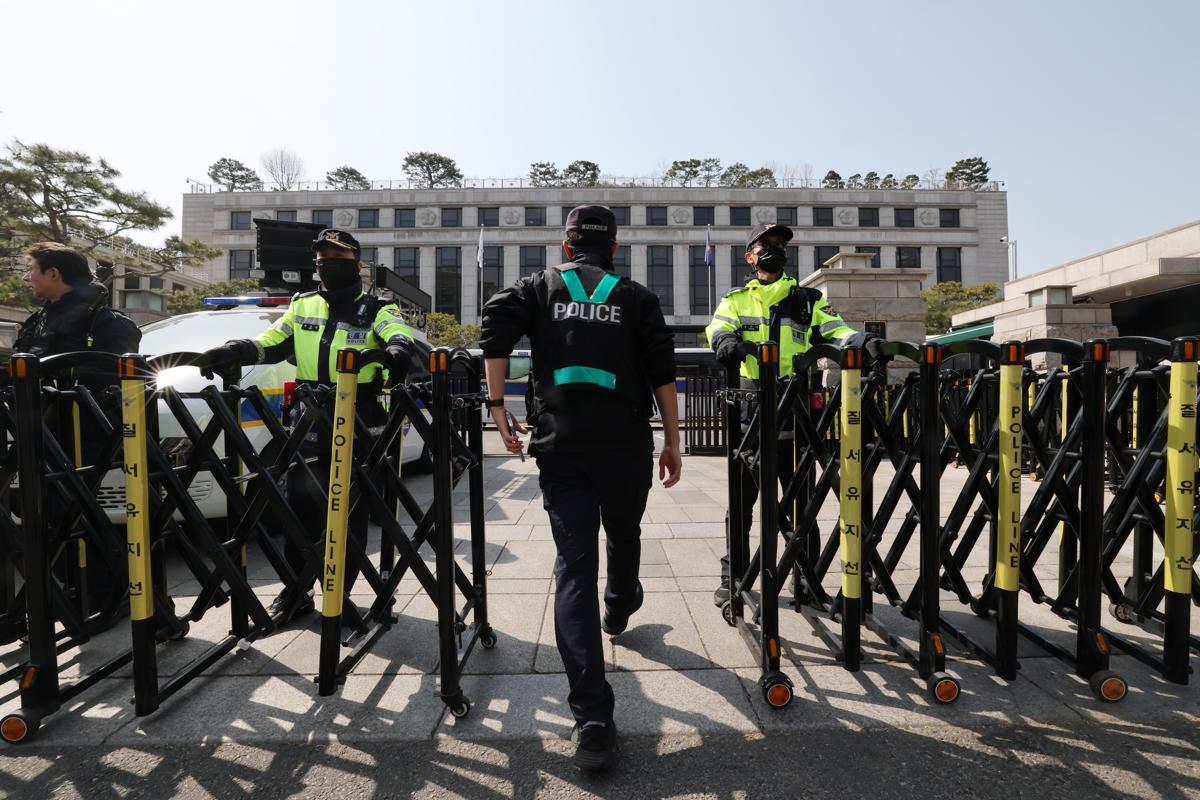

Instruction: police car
[96,295,432,522]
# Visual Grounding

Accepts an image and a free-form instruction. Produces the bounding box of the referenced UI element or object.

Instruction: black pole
[1076,339,1110,679]
[918,344,944,679]
[757,342,781,676]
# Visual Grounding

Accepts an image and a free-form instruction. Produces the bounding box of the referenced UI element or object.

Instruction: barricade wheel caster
[721,601,736,627]
[927,673,960,705]
[761,675,794,709]
[1110,603,1137,624]
[449,698,471,719]
[1089,670,1127,703]
[479,630,498,649]
[1,712,38,744]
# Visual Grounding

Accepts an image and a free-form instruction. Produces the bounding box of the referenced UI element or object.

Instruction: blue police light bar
[203,296,291,307]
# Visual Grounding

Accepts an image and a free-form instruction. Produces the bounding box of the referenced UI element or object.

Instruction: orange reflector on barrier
[1100,676,1127,702]
[1,716,27,742]
[932,634,944,656]
[19,666,36,690]
[336,349,358,372]
[844,348,862,369]
[766,683,792,708]
[10,358,25,378]
[1095,631,1110,656]
[934,678,960,703]
[768,638,780,658]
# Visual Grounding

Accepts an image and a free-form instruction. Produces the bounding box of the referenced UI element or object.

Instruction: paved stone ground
[1,433,1198,798]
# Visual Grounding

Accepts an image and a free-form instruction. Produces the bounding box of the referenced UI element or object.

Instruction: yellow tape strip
[839,367,862,599]
[1165,360,1197,594]
[995,364,1023,592]
[321,370,359,618]
[121,376,154,622]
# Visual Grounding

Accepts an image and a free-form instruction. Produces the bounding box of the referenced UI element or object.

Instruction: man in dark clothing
[480,206,681,773]
[16,242,142,612]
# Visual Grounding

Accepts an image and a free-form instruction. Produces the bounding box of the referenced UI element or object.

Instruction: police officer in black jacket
[16,242,141,611]
[481,206,681,772]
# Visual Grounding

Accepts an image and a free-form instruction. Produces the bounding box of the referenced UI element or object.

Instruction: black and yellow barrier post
[1128,363,1158,617]
[1058,363,1079,593]
[119,355,160,716]
[1,355,57,743]
[994,341,1024,680]
[1162,337,1198,684]
[317,349,360,697]
[839,345,864,672]
[725,360,747,623]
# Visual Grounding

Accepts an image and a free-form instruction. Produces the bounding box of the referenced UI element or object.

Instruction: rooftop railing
[186,178,1005,194]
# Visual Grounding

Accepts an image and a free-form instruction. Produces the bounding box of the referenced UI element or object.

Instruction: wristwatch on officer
[485,398,505,409]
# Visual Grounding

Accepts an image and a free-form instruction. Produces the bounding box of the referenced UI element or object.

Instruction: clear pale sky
[3,0,1197,276]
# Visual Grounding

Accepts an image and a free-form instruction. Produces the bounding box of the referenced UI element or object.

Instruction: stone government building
[181,183,1009,345]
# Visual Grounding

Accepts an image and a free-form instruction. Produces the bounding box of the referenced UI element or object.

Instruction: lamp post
[1001,236,1018,282]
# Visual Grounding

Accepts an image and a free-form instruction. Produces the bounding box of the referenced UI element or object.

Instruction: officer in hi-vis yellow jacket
[706,222,874,606]
[202,228,416,621]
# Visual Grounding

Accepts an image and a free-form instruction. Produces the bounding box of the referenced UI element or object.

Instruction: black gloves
[386,343,413,379]
[716,338,759,369]
[841,331,882,351]
[199,342,245,380]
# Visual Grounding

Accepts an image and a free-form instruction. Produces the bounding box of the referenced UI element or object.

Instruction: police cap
[745,222,793,252]
[564,205,618,242]
[311,228,361,257]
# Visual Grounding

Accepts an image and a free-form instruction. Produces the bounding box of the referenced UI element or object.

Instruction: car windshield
[140,311,280,356]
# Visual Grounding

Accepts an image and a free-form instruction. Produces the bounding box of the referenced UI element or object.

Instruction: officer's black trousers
[282,400,384,598]
[536,449,653,724]
[721,436,795,579]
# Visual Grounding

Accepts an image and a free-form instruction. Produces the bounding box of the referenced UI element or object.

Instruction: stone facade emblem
[334,210,354,227]
[837,208,855,225]
[918,208,938,226]
[671,207,690,224]
[503,208,521,225]
[755,207,773,223]
[419,209,438,226]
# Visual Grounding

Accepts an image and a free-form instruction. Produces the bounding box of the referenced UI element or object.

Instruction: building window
[689,245,713,315]
[865,321,886,337]
[358,209,379,228]
[478,207,500,227]
[813,207,833,227]
[896,246,921,268]
[730,207,751,227]
[312,209,333,227]
[441,208,462,227]
[894,208,914,228]
[612,245,631,279]
[730,246,748,289]
[149,277,164,290]
[1028,287,1073,307]
[939,208,960,228]
[776,207,797,227]
[855,246,881,268]
[561,207,573,226]
[171,283,184,292]
[393,247,420,284]
[481,245,504,312]
[814,246,840,269]
[786,245,799,271]
[360,247,377,264]
[125,275,142,290]
[936,247,962,282]
[610,206,631,226]
[525,206,545,226]
[693,206,715,226]
[520,246,545,279]
[646,206,668,226]
[395,208,415,228]
[858,208,879,228]
[647,246,673,314]
[276,210,297,222]
[435,246,461,318]
[230,211,251,230]
[229,249,254,279]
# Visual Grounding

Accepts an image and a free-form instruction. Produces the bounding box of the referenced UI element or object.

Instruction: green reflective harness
[553,266,620,390]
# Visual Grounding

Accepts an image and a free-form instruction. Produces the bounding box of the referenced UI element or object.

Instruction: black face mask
[317,261,360,291]
[756,246,787,273]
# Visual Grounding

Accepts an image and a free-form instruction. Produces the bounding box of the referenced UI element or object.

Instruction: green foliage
[920,281,1000,334]
[403,152,463,188]
[528,161,560,187]
[900,174,920,189]
[663,159,703,186]
[422,311,480,348]
[822,170,844,188]
[325,165,371,190]
[167,278,262,316]
[863,171,880,189]
[721,163,777,188]
[0,271,38,309]
[880,174,898,189]
[945,156,991,188]
[560,160,600,188]
[207,157,263,192]
[1,141,173,243]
